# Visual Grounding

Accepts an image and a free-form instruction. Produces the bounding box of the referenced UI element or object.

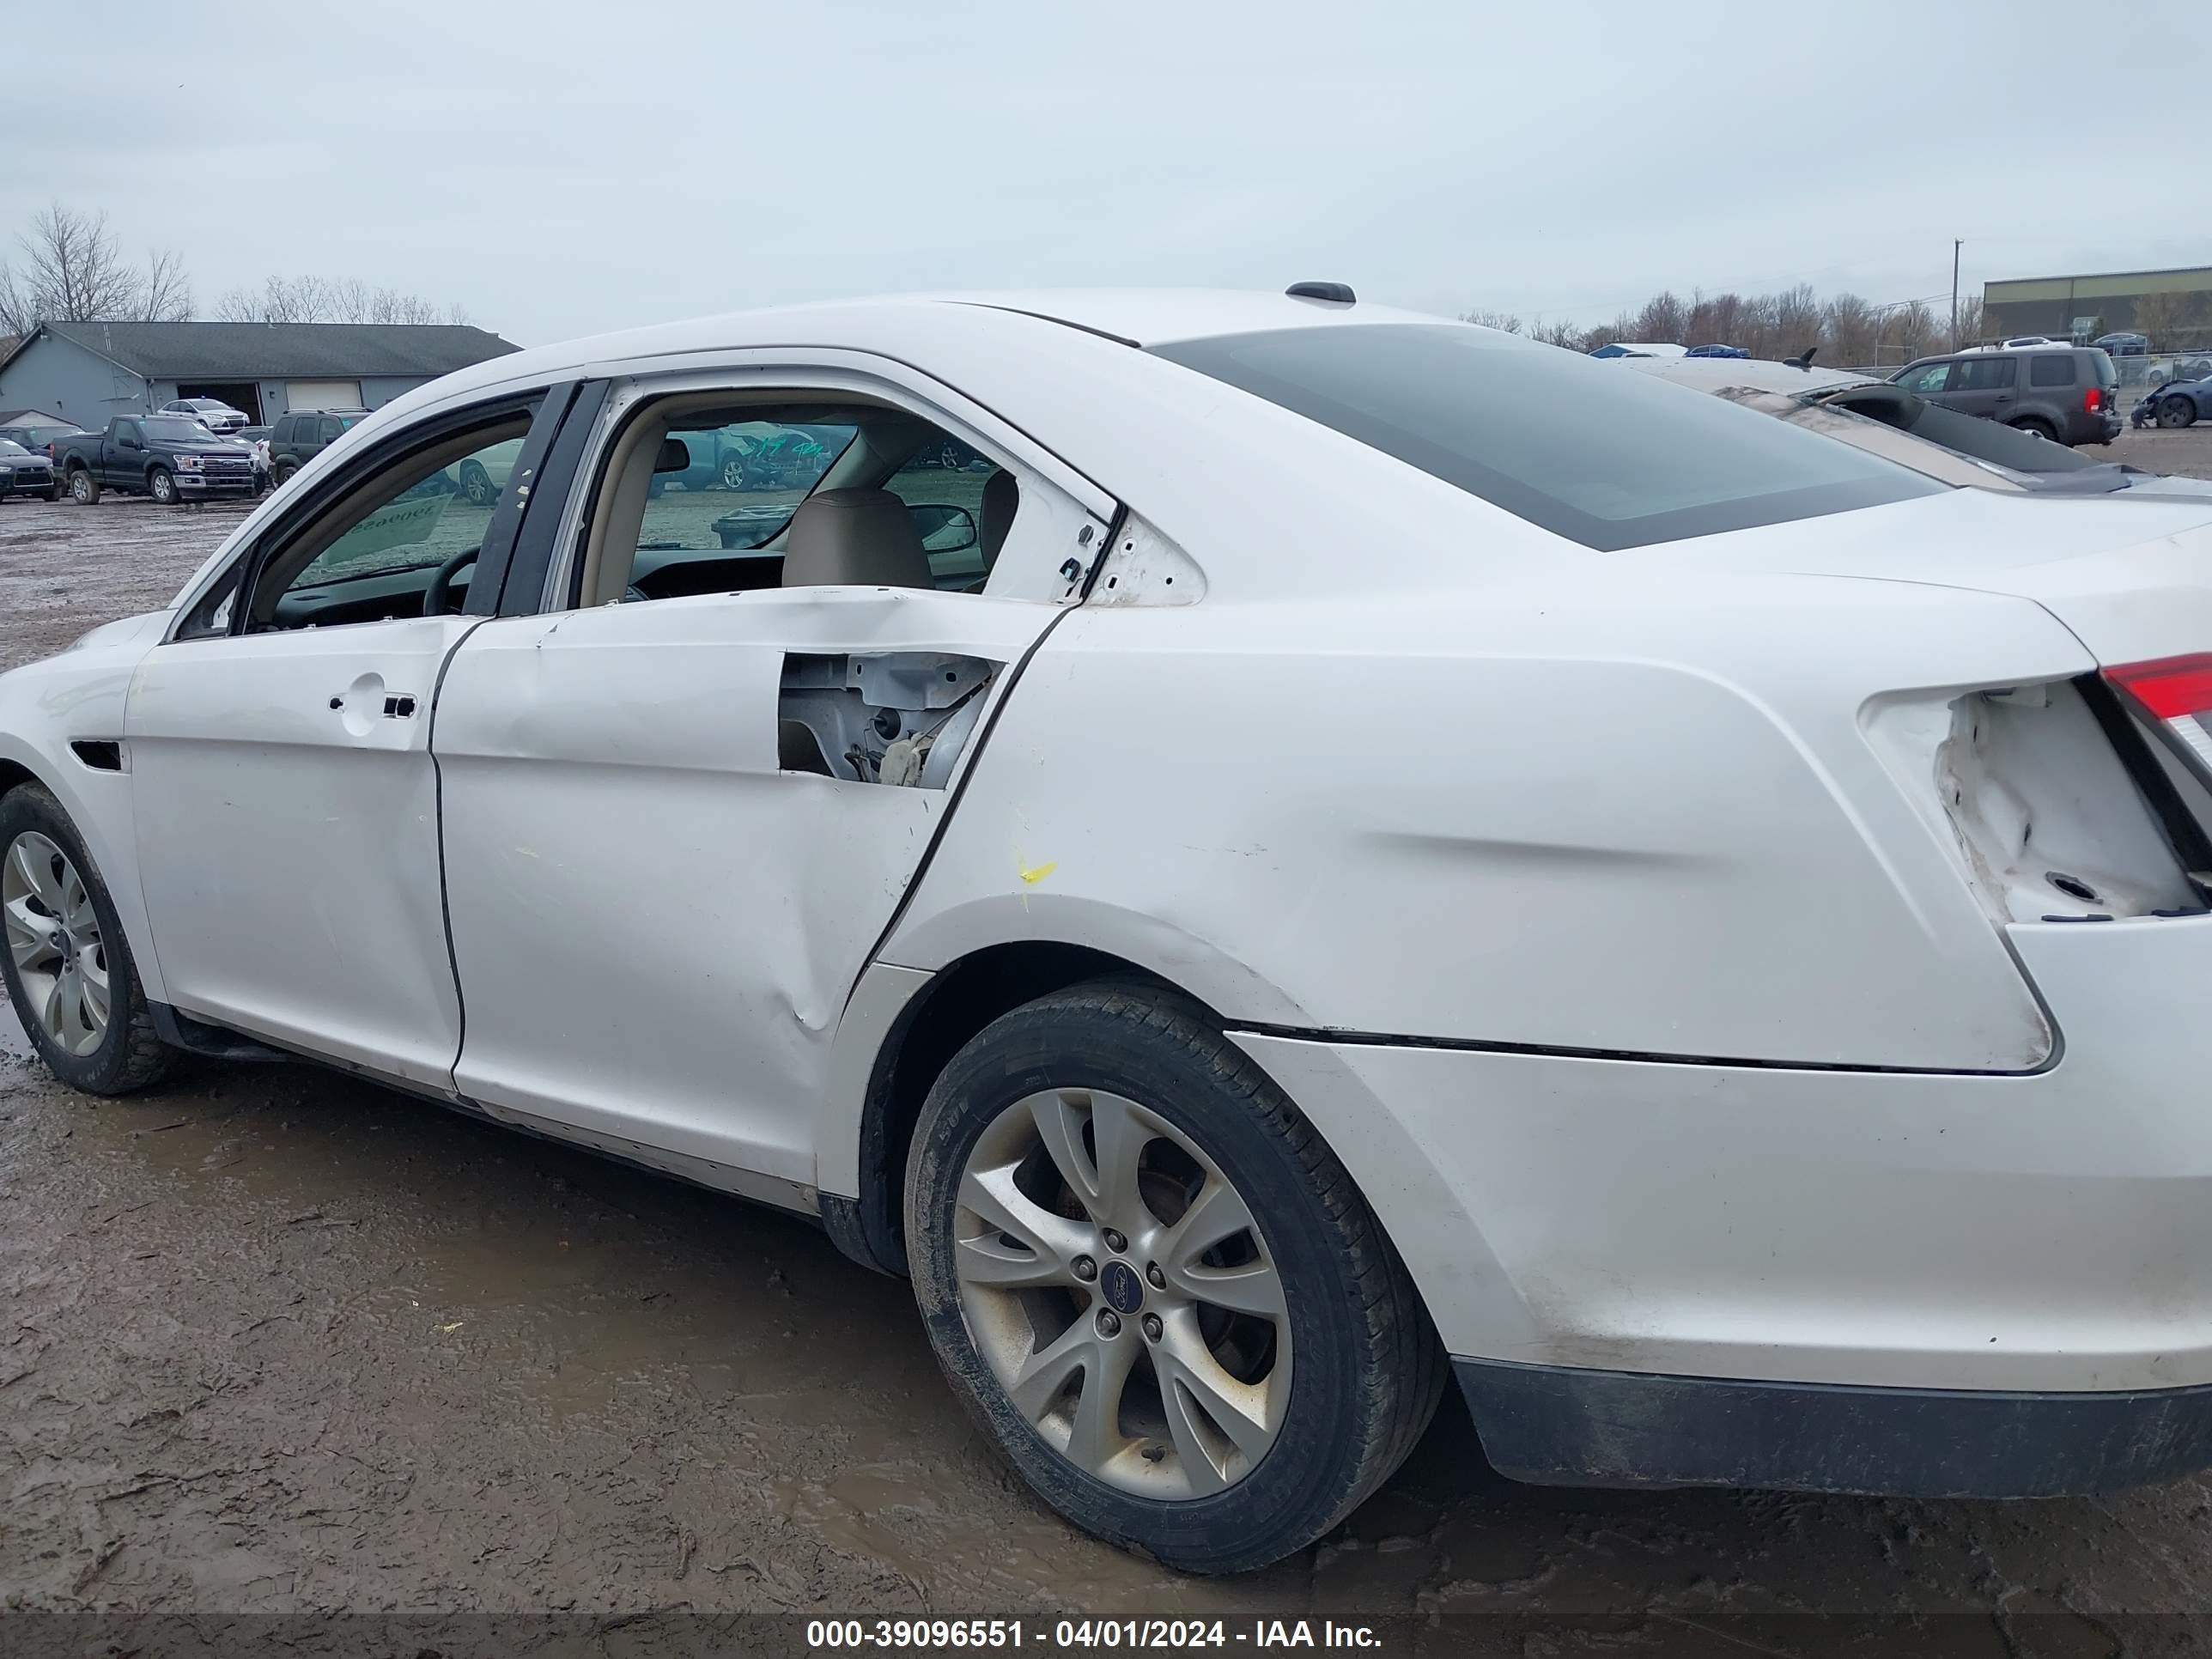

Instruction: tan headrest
[979,468,1019,568]
[781,488,932,588]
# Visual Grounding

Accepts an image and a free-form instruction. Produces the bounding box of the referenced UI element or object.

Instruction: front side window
[1154,325,1939,551]
[882,440,1001,589]
[195,416,534,636]
[1898,362,1955,394]
[2030,354,2078,386]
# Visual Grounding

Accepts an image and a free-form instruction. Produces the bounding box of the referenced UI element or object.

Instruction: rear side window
[1955,357,2017,390]
[2030,355,2077,386]
[1152,325,1940,551]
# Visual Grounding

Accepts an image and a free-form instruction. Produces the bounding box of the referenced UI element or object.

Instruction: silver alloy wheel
[954,1087,1291,1499]
[3,831,109,1056]
[70,471,92,503]
[150,469,175,503]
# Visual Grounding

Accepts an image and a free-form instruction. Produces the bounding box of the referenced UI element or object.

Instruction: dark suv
[269,408,369,482]
[1888,347,2119,446]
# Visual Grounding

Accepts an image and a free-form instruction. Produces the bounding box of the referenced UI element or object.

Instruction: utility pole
[1951,240,1962,348]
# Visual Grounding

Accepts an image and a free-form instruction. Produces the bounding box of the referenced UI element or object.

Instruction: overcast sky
[9,0,2208,346]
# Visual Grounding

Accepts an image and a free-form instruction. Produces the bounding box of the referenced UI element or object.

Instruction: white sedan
[8,289,2212,1572]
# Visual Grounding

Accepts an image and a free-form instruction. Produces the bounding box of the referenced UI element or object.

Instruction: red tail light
[2084,386,2104,413]
[2106,654,2212,720]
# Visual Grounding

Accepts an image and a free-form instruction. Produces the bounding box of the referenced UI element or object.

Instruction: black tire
[43,483,62,502]
[719,453,749,490]
[459,461,495,507]
[148,466,178,506]
[2009,417,2057,441]
[0,782,177,1096]
[273,459,298,485]
[905,981,1443,1574]
[68,469,100,505]
[2158,397,2196,430]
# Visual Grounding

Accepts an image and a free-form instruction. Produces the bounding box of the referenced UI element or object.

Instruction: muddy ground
[5,434,2212,1656]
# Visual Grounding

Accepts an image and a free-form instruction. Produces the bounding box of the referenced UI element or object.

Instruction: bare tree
[2132,289,2199,346]
[1952,295,1983,347]
[0,262,33,337]
[15,203,144,322]
[138,246,191,322]
[1459,308,1522,333]
[212,272,468,326]
[1529,316,1583,349]
[1632,290,1687,344]
[1823,293,1875,365]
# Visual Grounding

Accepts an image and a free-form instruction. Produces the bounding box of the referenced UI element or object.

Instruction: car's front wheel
[905,981,1443,1574]
[148,466,177,505]
[2159,397,2197,429]
[0,783,175,1095]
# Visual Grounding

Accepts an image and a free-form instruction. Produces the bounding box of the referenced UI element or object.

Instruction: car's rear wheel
[2159,397,2197,429]
[68,470,99,505]
[720,453,749,490]
[148,466,177,505]
[2010,417,2056,441]
[0,784,175,1096]
[905,981,1443,1573]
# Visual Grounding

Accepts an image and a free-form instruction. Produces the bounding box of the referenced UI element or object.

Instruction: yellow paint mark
[1018,860,1057,886]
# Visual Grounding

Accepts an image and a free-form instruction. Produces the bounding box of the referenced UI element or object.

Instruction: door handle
[328,692,416,717]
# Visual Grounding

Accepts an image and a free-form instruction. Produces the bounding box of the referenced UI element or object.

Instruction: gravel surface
[4,441,2212,1654]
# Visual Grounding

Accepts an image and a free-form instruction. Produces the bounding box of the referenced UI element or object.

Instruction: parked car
[158,398,250,435]
[269,409,370,483]
[1683,343,1748,358]
[14,290,2212,1575]
[1630,355,2212,499]
[2136,374,2210,429]
[53,416,258,504]
[0,437,59,501]
[1889,345,2120,445]
[2148,356,2212,389]
[1589,340,1687,358]
[234,426,275,487]
[0,421,84,462]
[2095,331,2149,356]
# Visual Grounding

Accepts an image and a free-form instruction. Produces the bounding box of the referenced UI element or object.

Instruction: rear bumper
[1232,913,2212,1405]
[1455,1358,2212,1497]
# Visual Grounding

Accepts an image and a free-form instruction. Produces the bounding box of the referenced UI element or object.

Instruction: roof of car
[364,289,1505,425]
[1620,356,1875,397]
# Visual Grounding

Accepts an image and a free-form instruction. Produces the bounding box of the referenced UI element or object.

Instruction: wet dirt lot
[6,445,2212,1656]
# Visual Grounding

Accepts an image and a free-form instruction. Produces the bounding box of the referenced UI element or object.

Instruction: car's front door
[105,421,143,486]
[431,374,1112,1195]
[122,393,559,1086]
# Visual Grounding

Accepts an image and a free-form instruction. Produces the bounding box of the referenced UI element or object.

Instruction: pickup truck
[57,416,261,506]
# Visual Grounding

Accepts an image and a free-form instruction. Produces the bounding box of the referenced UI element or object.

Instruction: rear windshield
[1152,325,1942,550]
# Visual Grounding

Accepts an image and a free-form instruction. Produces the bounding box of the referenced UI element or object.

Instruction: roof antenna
[1286,282,1355,305]
[1784,344,1820,371]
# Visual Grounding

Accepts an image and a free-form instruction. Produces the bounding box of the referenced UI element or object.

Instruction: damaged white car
[9,289,2212,1572]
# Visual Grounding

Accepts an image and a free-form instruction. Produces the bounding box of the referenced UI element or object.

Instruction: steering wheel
[422,546,480,616]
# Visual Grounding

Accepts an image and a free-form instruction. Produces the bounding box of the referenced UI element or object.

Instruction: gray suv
[1887,346,2120,446]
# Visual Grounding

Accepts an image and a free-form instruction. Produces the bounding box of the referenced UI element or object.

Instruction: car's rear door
[430,358,1114,1197]
[121,386,573,1087]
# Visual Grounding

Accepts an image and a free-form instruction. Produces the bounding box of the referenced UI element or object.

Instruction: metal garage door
[287,380,362,410]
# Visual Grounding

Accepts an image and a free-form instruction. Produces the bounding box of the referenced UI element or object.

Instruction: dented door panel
[431,587,1055,1192]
